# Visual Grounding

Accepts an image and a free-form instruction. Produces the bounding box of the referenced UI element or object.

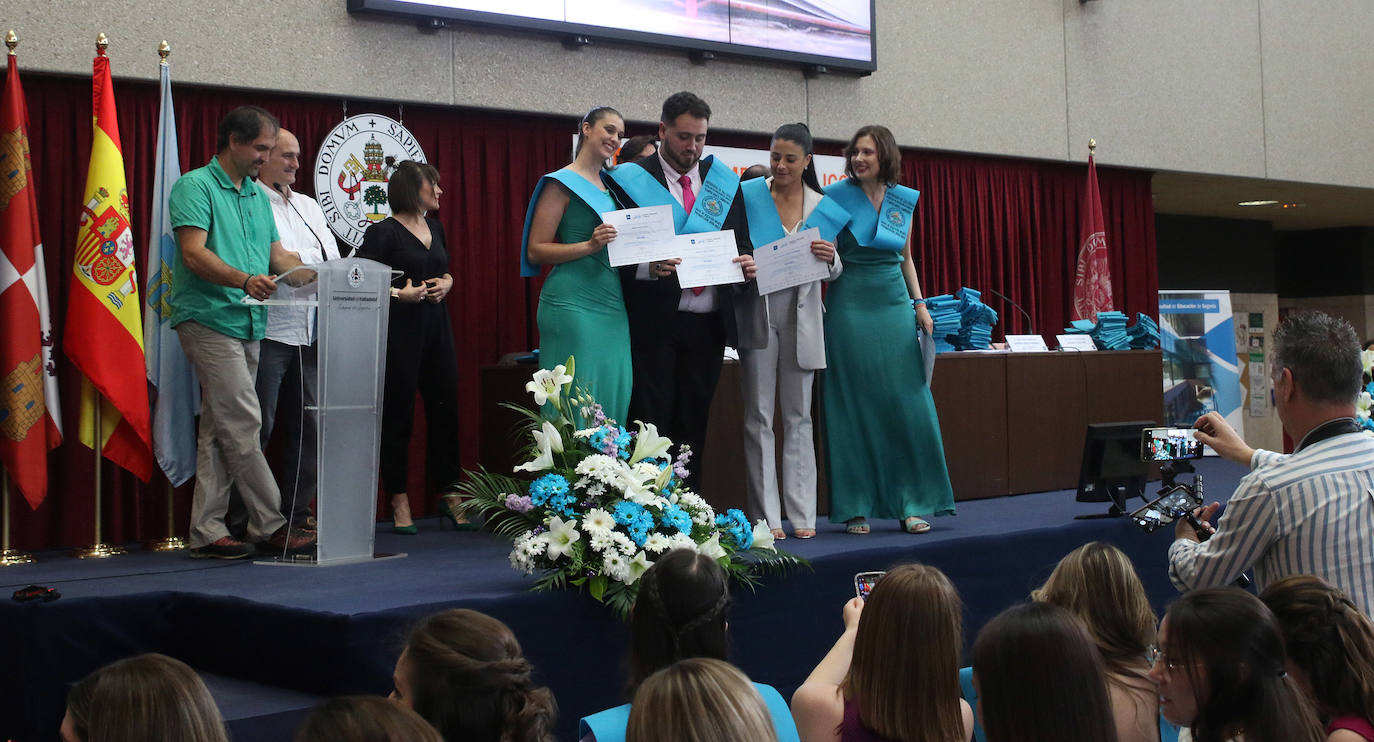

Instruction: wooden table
[479,350,1164,513]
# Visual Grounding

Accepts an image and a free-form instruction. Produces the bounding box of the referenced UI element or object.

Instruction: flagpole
[1,470,35,566]
[145,40,186,554]
[74,392,126,558]
[71,34,127,560]
[0,32,37,567]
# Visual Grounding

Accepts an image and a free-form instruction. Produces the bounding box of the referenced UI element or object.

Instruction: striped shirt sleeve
[1168,469,1279,591]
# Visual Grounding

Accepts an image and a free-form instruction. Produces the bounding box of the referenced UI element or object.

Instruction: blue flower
[715,508,753,550]
[613,500,647,526]
[529,473,570,507]
[660,503,693,534]
[547,492,577,519]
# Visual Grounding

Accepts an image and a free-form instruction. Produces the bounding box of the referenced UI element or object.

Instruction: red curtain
[3,73,1155,551]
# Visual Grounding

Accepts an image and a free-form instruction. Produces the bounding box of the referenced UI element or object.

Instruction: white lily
[526,363,573,406]
[1363,349,1374,376]
[617,461,659,505]
[653,463,674,493]
[1358,391,1372,420]
[697,532,728,560]
[627,550,653,584]
[544,515,581,562]
[513,421,563,473]
[750,520,775,551]
[629,421,674,463]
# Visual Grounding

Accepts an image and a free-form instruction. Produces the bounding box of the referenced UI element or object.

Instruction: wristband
[242,275,252,293]
[912,297,926,306]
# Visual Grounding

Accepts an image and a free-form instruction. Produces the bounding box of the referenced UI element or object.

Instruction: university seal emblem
[885,207,905,227]
[313,115,428,252]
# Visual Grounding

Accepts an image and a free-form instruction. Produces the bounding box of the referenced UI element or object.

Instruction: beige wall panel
[5,0,455,104]
[1258,1,1374,189]
[1063,0,1265,177]
[805,0,1068,159]
[445,25,806,131]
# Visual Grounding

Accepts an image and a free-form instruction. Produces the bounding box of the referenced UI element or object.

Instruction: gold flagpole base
[73,543,128,559]
[146,536,187,552]
[0,549,35,566]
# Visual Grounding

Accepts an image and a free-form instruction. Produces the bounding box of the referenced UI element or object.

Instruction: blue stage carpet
[0,458,1244,742]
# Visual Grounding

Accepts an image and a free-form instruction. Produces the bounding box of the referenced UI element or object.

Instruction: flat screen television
[348,0,878,73]
[1075,421,1154,518]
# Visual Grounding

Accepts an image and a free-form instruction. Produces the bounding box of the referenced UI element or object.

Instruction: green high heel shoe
[438,493,479,532]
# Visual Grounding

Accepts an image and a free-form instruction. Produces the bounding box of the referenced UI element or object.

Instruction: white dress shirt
[639,151,717,313]
[262,184,341,345]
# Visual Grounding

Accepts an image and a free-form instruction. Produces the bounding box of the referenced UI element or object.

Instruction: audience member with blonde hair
[626,658,779,742]
[792,564,972,742]
[580,548,800,742]
[294,696,443,742]
[1261,575,1374,741]
[972,602,1119,742]
[59,653,228,742]
[1032,541,1170,742]
[390,608,557,742]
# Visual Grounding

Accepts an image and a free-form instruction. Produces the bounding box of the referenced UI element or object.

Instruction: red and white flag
[1072,152,1115,321]
[0,51,63,508]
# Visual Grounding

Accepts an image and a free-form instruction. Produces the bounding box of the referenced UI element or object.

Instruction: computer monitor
[1075,420,1154,518]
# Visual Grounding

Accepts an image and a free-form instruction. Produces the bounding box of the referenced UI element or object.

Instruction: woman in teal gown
[520,106,633,423]
[822,125,955,534]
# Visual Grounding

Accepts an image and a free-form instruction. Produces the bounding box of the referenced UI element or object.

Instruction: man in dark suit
[605,91,754,486]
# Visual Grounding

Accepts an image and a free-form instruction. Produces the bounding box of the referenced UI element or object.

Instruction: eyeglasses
[1147,646,1181,672]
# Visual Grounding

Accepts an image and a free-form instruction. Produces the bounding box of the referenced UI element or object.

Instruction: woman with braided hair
[579,548,801,742]
[389,608,557,742]
[1261,575,1374,741]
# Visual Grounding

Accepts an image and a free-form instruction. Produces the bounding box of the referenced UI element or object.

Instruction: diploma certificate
[673,230,746,288]
[602,204,679,267]
[752,227,829,296]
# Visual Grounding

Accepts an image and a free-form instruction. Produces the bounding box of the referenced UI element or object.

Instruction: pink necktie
[680,173,703,296]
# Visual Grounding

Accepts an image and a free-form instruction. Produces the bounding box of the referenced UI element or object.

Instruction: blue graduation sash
[518,168,611,278]
[739,177,845,246]
[606,156,738,234]
[822,178,919,251]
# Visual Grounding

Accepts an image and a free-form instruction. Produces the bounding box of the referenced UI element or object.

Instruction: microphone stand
[983,287,1035,336]
[273,182,340,260]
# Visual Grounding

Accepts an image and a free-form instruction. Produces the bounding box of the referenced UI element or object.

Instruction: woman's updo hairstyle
[402,608,557,742]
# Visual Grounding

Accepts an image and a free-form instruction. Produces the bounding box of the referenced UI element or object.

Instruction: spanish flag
[0,47,64,508]
[62,45,152,482]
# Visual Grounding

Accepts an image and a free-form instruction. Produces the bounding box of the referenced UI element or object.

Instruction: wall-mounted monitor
[348,0,877,73]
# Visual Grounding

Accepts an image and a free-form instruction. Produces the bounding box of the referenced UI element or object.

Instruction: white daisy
[581,507,616,537]
[610,532,637,555]
[666,533,698,552]
[576,454,620,484]
[603,552,632,583]
[643,533,672,554]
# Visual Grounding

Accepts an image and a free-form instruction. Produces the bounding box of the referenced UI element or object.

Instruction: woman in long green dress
[822,125,955,534]
[520,106,633,423]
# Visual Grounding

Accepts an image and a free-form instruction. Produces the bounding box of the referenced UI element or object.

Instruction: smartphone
[1129,484,1202,533]
[854,571,885,601]
[1140,426,1204,462]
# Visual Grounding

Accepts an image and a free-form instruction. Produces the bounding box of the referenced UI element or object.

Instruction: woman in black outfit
[356,160,463,533]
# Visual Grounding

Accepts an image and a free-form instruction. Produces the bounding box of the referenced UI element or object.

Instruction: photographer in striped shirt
[1170,309,1374,616]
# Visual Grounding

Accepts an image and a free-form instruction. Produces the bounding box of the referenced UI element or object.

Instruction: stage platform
[0,458,1245,742]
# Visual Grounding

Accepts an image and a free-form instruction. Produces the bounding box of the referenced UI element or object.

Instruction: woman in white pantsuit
[735,123,841,540]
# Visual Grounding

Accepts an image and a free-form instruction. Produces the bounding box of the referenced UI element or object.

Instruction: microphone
[274,182,338,260]
[983,286,1035,335]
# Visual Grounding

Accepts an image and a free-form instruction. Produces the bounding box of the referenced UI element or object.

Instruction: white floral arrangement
[457,358,805,616]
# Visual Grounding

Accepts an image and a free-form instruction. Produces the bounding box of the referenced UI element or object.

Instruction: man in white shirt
[229,128,340,534]
[1171,309,1374,615]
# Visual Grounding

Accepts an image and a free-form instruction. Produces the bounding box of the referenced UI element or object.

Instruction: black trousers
[380,303,461,495]
[627,310,727,486]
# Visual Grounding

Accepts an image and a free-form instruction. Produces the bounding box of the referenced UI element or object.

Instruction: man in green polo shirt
[169,105,315,559]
